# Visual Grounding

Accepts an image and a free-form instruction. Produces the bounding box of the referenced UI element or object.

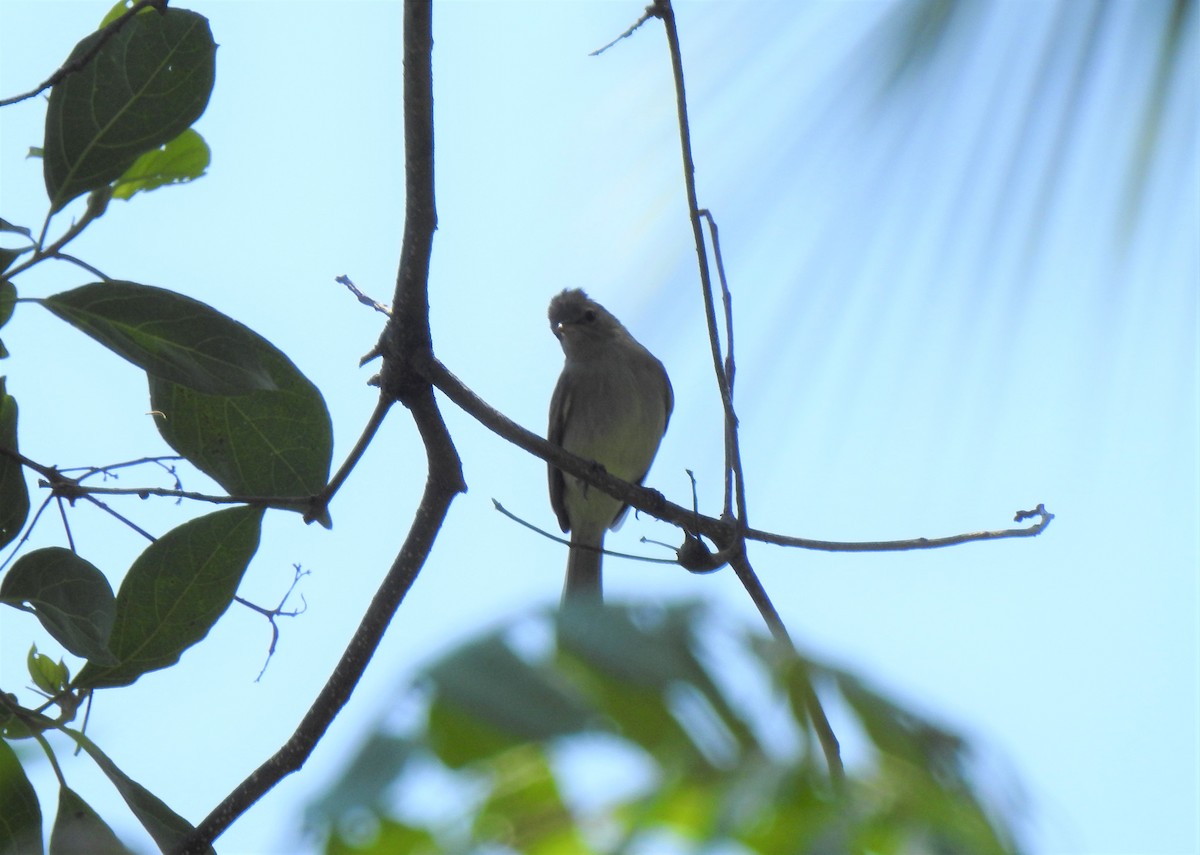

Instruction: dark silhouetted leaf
[43,8,215,211]
[0,219,33,238]
[0,377,29,550]
[50,786,131,855]
[0,279,15,327]
[0,547,116,665]
[72,732,211,855]
[41,282,278,396]
[149,343,333,506]
[75,506,264,689]
[0,247,27,275]
[0,737,43,855]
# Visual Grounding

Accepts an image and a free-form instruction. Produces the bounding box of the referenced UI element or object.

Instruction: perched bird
[547,288,673,605]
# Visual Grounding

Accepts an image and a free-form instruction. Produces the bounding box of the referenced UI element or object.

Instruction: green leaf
[110,129,209,201]
[426,635,595,767]
[474,745,585,854]
[0,378,29,550]
[0,282,13,323]
[75,506,264,690]
[327,818,439,855]
[40,282,279,396]
[0,738,43,855]
[835,670,965,776]
[99,0,145,29]
[149,343,333,506]
[0,220,33,238]
[304,734,415,830]
[70,732,210,855]
[43,8,215,212]
[50,786,131,854]
[27,645,70,695]
[555,605,720,765]
[0,248,27,275]
[0,548,117,665]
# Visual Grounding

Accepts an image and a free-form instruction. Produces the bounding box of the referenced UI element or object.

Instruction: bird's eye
[583,309,597,323]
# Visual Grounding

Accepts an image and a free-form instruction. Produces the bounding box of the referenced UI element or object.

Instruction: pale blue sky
[1,2,1196,854]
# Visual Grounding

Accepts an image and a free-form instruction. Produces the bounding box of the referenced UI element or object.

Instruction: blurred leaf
[305,603,1026,854]
[50,786,131,855]
[326,818,439,855]
[71,732,211,855]
[555,605,731,766]
[0,548,117,665]
[43,8,215,212]
[835,670,966,781]
[0,737,43,855]
[40,282,279,396]
[426,635,594,768]
[149,344,334,509]
[0,220,33,238]
[75,506,264,689]
[305,734,415,828]
[110,129,210,201]
[473,745,585,854]
[0,377,29,550]
[854,754,1017,855]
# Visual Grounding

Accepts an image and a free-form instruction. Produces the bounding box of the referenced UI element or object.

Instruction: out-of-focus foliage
[304,602,1024,855]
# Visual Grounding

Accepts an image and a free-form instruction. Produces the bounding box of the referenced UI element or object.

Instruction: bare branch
[176,3,460,850]
[492,499,677,565]
[335,274,392,317]
[747,505,1055,551]
[589,7,657,56]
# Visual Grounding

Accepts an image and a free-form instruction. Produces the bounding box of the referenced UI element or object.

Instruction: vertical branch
[700,209,738,517]
[651,0,843,790]
[380,0,438,403]
[175,2,466,851]
[654,1,748,528]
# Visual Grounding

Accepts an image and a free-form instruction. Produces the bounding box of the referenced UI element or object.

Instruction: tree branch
[175,2,460,850]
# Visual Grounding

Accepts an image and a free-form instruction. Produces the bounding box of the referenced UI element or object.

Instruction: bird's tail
[562,533,603,606]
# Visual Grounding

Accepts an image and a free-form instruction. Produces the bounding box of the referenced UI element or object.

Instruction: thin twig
[635,0,839,784]
[234,564,311,682]
[335,274,392,316]
[493,499,677,565]
[589,8,656,56]
[699,209,738,514]
[746,505,1055,551]
[306,395,393,524]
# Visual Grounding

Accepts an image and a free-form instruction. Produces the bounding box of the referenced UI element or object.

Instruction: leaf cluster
[0,3,331,852]
[306,603,1024,855]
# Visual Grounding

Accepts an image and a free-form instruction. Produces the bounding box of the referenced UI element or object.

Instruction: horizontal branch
[422,357,1053,562]
[747,504,1054,552]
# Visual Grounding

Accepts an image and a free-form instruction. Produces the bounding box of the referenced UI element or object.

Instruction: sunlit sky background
[1,1,1196,854]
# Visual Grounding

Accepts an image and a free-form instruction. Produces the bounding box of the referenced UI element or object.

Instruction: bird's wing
[547,372,572,533]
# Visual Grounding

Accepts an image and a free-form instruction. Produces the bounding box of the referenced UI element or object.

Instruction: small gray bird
[547,288,673,606]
